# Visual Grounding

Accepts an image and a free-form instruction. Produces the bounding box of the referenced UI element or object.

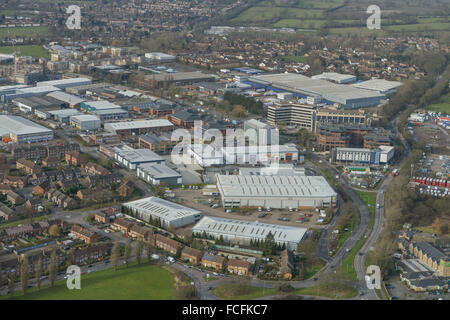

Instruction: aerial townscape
[0,0,448,307]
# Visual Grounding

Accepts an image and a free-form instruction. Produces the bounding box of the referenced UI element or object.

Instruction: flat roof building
[114,145,165,170]
[123,196,202,229]
[193,216,307,251]
[137,163,182,186]
[104,119,174,137]
[249,73,385,109]
[0,115,53,143]
[216,174,336,209]
[312,72,357,84]
[35,77,92,89]
[70,114,101,131]
[352,79,403,95]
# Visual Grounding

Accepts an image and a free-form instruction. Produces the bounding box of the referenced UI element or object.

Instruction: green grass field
[213,283,276,300]
[0,45,50,59]
[355,191,376,215]
[0,214,52,230]
[232,6,324,22]
[0,26,50,38]
[295,282,357,299]
[425,93,450,114]
[273,19,326,29]
[4,263,176,300]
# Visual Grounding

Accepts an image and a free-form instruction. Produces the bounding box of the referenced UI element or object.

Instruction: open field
[0,26,50,38]
[355,191,376,215]
[3,263,176,300]
[0,45,50,59]
[229,0,450,35]
[295,282,357,299]
[425,93,450,114]
[213,283,276,300]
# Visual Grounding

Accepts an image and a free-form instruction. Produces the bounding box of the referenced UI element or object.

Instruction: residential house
[47,188,77,208]
[42,157,61,168]
[111,218,134,234]
[227,259,251,275]
[69,243,113,265]
[0,184,12,195]
[129,225,151,241]
[201,254,225,271]
[3,176,28,189]
[0,203,17,221]
[65,151,88,166]
[85,162,111,176]
[6,191,25,205]
[181,247,203,265]
[152,233,183,255]
[33,181,51,196]
[26,198,42,211]
[16,159,41,175]
[70,225,99,244]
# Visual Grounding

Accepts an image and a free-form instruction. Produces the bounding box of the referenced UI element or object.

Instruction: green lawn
[295,282,357,299]
[355,191,376,215]
[280,55,309,63]
[425,93,450,114]
[273,19,326,29]
[0,45,50,59]
[0,26,50,38]
[232,6,324,22]
[4,263,176,300]
[213,283,276,300]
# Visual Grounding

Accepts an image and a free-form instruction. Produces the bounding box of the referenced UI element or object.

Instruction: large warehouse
[123,196,202,229]
[114,145,165,170]
[137,163,182,185]
[35,77,92,90]
[0,115,53,143]
[192,216,307,251]
[216,174,337,209]
[70,114,101,131]
[104,119,174,137]
[248,73,385,109]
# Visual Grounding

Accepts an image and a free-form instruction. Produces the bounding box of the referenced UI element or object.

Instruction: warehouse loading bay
[173,188,332,229]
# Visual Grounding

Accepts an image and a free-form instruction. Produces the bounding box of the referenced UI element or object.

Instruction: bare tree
[135,241,143,265]
[124,242,132,268]
[146,242,152,263]
[111,241,120,271]
[20,256,29,296]
[48,249,57,288]
[36,256,43,290]
[8,273,16,297]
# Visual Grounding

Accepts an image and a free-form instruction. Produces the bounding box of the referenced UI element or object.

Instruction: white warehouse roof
[193,216,307,245]
[123,196,201,223]
[137,163,181,179]
[46,91,85,105]
[352,79,403,93]
[114,145,164,163]
[0,115,53,136]
[104,119,174,131]
[36,77,92,88]
[216,174,336,199]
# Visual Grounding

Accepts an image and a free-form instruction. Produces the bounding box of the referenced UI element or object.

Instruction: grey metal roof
[193,216,307,244]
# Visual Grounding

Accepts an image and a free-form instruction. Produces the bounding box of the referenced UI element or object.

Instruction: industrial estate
[0,0,448,305]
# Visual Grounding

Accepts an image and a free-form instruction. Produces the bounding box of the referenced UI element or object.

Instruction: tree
[146,242,153,263]
[432,217,443,235]
[20,256,29,296]
[111,241,120,271]
[263,232,277,256]
[124,242,132,268]
[231,105,245,118]
[135,241,143,265]
[48,249,57,288]
[36,256,43,290]
[48,224,61,237]
[8,273,15,297]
